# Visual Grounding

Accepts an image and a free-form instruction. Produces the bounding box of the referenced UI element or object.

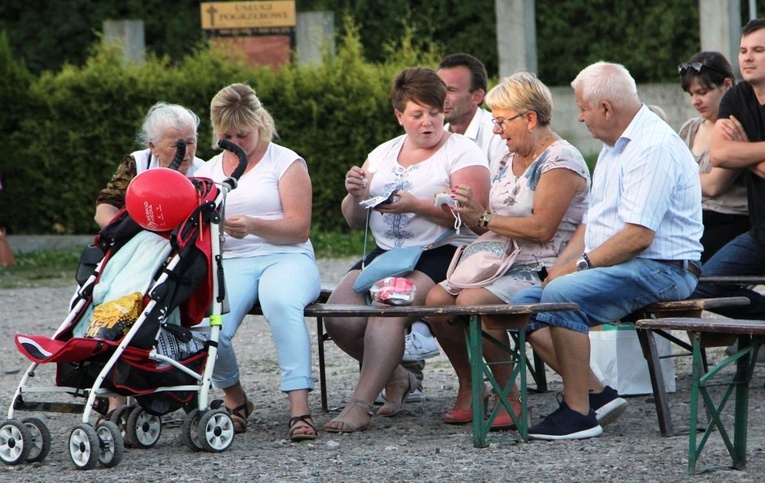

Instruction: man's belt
[654,259,701,279]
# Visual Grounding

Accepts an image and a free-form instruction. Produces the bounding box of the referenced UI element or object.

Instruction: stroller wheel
[109,405,134,446]
[126,407,162,449]
[22,417,51,463]
[95,421,124,468]
[198,409,235,453]
[0,420,33,465]
[69,423,99,470]
[180,409,204,452]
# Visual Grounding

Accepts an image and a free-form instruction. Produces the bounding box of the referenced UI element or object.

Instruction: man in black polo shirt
[693,18,765,318]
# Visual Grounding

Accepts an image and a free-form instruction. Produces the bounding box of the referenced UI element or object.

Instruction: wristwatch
[477,211,492,228]
[576,252,591,271]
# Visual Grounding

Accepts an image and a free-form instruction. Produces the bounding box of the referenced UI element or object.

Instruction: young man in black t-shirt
[693,18,765,319]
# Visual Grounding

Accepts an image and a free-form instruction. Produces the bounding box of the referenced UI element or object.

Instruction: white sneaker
[402,331,440,362]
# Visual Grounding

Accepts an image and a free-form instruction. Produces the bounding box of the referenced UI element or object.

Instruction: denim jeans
[692,231,765,319]
[210,253,320,392]
[512,258,698,334]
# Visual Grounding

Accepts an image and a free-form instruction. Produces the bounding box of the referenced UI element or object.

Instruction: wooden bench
[252,299,577,447]
[255,285,548,410]
[635,317,765,474]
[623,296,750,437]
[697,275,765,286]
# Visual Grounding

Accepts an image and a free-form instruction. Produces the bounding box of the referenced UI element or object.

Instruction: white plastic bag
[589,324,676,396]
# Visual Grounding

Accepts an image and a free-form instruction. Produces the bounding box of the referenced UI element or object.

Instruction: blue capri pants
[512,258,698,334]
[211,253,321,392]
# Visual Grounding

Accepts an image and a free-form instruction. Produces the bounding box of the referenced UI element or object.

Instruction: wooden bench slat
[250,302,578,318]
[698,276,765,285]
[640,296,750,312]
[636,317,765,335]
[299,302,577,318]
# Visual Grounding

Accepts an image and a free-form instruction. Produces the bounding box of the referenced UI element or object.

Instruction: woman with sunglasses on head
[678,51,750,262]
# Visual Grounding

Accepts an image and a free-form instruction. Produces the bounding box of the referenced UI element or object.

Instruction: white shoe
[402,331,440,362]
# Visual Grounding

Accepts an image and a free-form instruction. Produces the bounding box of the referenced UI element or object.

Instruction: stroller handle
[218,139,248,183]
[167,139,187,171]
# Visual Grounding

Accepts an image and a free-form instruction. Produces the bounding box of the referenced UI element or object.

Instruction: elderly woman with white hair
[95,102,204,228]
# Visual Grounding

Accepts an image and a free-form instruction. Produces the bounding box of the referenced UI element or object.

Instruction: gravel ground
[1,257,764,482]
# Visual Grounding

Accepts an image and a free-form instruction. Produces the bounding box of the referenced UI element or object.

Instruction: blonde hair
[210,83,277,148]
[485,72,553,126]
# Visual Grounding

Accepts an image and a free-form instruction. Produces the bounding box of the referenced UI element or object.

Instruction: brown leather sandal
[288,414,318,442]
[227,395,254,434]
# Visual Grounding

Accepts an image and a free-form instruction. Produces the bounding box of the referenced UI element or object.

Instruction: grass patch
[0,248,82,289]
[311,229,366,259]
[584,152,598,174]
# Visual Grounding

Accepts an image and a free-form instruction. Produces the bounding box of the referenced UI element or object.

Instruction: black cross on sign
[206,5,218,27]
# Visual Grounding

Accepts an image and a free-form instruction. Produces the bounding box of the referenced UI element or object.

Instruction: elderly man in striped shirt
[513,61,704,440]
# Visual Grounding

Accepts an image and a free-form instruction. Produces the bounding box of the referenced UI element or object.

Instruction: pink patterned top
[490,139,590,268]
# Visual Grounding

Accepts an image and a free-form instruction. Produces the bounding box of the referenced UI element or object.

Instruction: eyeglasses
[491,112,526,131]
[677,62,724,76]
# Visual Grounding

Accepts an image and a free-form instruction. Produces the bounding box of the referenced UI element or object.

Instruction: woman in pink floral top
[426,72,590,429]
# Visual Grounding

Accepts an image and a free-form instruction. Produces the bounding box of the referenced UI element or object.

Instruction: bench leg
[688,332,702,473]
[508,331,547,393]
[532,349,548,393]
[316,316,329,412]
[467,315,489,448]
[731,335,757,470]
[636,328,676,436]
[465,316,530,447]
[688,333,759,473]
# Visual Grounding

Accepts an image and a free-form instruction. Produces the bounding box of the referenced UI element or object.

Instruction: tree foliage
[535,0,700,85]
[0,0,204,74]
[2,0,725,83]
[0,23,441,234]
[0,1,757,234]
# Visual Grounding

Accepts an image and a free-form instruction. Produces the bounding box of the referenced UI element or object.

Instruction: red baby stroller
[0,141,248,470]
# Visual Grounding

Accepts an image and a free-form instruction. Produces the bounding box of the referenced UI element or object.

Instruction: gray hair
[485,71,553,126]
[570,61,639,110]
[136,102,200,147]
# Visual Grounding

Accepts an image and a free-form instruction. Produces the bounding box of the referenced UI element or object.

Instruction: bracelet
[582,252,592,268]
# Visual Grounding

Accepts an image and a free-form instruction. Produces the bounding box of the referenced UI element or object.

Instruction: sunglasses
[677,62,724,76]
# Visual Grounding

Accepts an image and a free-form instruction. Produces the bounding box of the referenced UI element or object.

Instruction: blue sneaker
[589,385,627,426]
[529,400,603,441]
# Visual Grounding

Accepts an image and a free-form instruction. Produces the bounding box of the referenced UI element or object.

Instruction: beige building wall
[549,83,699,157]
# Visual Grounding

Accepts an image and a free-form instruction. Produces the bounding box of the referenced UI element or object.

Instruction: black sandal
[227,395,254,434]
[288,414,318,442]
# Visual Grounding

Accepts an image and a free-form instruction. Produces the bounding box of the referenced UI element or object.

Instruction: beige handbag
[445,232,520,290]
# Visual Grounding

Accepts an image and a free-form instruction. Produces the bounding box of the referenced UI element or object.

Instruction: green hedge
[0,24,440,235]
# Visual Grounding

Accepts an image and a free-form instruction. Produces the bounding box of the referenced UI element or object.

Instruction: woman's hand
[374,190,417,214]
[345,166,369,197]
[542,261,576,287]
[450,185,486,228]
[224,215,251,239]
